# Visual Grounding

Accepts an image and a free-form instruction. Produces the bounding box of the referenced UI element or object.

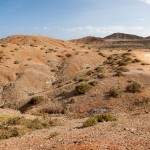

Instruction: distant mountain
[70,33,145,45]
[104,33,143,40]
[70,36,104,44]
[145,36,150,40]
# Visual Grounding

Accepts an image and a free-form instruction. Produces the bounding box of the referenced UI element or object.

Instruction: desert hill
[0,35,66,47]
[0,34,150,112]
[0,34,150,150]
[71,36,104,44]
[71,33,150,49]
[104,32,143,40]
[0,34,103,109]
[145,36,150,39]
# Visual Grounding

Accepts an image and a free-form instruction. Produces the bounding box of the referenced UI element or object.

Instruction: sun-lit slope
[0,35,68,47]
[0,35,104,107]
[0,34,150,115]
[0,35,150,150]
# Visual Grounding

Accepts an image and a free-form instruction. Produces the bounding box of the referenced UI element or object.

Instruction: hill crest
[104,32,143,40]
[0,34,65,47]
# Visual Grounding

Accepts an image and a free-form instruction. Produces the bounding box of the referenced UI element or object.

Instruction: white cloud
[140,0,150,4]
[33,27,39,30]
[137,18,146,21]
[43,27,49,30]
[33,26,50,31]
[66,25,145,36]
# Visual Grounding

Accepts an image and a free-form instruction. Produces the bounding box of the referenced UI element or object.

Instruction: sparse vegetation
[89,80,98,86]
[14,48,19,51]
[126,81,143,93]
[83,117,97,127]
[57,55,63,58]
[132,58,141,63]
[118,60,128,66]
[109,86,121,97]
[66,53,72,57]
[75,82,91,95]
[81,45,85,48]
[83,114,116,127]
[114,70,124,77]
[29,96,44,105]
[14,60,19,64]
[60,90,68,97]
[97,73,107,79]
[95,66,107,73]
[98,52,105,57]
[86,70,94,76]
[141,62,150,65]
[74,75,88,82]
[1,44,7,47]
[116,66,129,72]
[0,115,57,140]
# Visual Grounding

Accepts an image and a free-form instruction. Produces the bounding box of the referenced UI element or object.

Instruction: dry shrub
[75,82,91,95]
[126,81,143,93]
[83,114,116,127]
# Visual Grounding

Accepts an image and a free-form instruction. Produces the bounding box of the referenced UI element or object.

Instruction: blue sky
[0,0,150,40]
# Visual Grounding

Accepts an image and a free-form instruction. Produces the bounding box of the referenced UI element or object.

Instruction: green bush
[109,86,121,97]
[75,82,91,95]
[0,115,21,126]
[0,127,19,140]
[95,114,116,122]
[126,81,143,93]
[83,114,116,128]
[21,118,47,129]
[82,117,97,127]
[0,115,57,140]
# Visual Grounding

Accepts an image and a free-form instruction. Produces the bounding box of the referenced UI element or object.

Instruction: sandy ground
[0,108,149,150]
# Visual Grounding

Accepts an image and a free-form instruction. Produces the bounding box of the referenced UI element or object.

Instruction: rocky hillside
[71,33,150,49]
[0,35,103,110]
[104,32,143,40]
[0,34,150,149]
[71,36,105,44]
